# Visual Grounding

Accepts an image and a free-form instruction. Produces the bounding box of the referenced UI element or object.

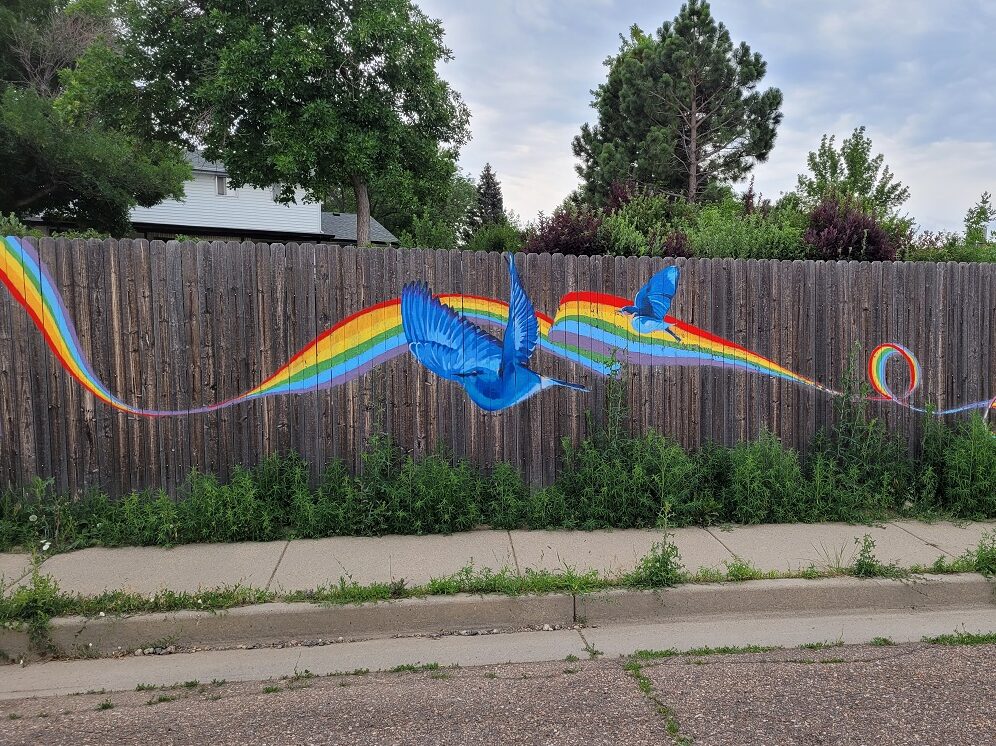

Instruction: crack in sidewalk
[703,527,738,559]
[891,521,954,558]
[506,530,522,576]
[265,541,291,591]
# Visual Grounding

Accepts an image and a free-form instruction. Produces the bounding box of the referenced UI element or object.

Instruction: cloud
[421,0,995,231]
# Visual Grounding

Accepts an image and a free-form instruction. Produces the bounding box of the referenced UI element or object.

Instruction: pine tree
[574,0,782,204]
[463,162,506,240]
[476,163,504,225]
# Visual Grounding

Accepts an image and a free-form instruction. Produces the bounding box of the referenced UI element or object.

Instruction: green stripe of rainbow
[3,236,994,417]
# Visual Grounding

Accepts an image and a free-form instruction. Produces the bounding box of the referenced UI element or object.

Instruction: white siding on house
[130,172,321,233]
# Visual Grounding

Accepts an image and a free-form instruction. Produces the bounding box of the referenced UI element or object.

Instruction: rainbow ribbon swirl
[2,236,994,417]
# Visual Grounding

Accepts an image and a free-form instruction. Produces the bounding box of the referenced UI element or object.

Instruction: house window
[272,184,281,202]
[216,175,227,196]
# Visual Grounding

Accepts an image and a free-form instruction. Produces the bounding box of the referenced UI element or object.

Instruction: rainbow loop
[868,343,921,403]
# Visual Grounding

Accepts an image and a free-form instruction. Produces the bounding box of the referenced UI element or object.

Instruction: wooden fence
[1,238,993,497]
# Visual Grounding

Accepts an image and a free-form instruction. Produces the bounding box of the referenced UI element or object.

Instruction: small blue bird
[401,254,588,412]
[619,265,682,342]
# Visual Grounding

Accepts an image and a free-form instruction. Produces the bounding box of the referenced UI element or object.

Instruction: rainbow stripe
[549,291,833,390]
[868,343,921,403]
[868,341,995,415]
[2,235,995,417]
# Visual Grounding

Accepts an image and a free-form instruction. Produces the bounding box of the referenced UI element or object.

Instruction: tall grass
[2,375,995,552]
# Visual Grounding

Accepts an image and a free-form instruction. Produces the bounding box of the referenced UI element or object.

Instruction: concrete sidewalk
[2,519,994,595]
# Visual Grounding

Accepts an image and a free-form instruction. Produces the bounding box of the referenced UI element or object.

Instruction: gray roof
[185,151,227,173]
[186,152,398,244]
[321,212,398,244]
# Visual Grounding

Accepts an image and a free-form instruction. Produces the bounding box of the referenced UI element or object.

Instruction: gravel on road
[1,641,994,745]
[641,641,996,745]
[0,660,669,746]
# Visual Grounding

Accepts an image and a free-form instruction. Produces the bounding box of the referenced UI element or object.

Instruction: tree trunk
[687,98,698,203]
[352,175,371,247]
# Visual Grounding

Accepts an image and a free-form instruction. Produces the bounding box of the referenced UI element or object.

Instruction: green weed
[624,534,685,588]
[851,535,907,579]
[146,694,177,705]
[632,644,778,660]
[624,660,691,744]
[3,377,996,554]
[389,662,440,673]
[922,630,996,646]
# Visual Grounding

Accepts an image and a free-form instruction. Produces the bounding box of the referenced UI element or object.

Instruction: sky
[418,0,996,233]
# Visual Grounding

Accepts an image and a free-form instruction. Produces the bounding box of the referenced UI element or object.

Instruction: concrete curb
[1,573,991,660]
[577,573,995,623]
[0,592,577,659]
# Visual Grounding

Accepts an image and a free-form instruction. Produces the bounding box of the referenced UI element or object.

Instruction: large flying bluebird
[619,265,681,342]
[401,254,588,412]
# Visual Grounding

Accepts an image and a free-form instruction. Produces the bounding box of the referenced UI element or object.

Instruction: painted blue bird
[401,254,588,412]
[619,265,682,342]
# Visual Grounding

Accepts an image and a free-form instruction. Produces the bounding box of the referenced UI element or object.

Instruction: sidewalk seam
[3,566,34,591]
[265,541,291,591]
[891,522,955,558]
[703,527,738,559]
[507,531,522,576]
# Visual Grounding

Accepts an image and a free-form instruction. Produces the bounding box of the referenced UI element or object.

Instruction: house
[30,152,399,245]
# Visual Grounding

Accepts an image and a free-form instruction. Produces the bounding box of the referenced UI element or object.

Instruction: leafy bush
[657,229,694,257]
[687,197,807,259]
[482,462,530,529]
[0,213,45,238]
[803,198,896,261]
[522,205,608,256]
[50,228,110,240]
[612,192,698,234]
[595,192,702,257]
[598,211,649,256]
[724,430,808,523]
[400,211,461,251]
[350,436,485,535]
[2,377,996,552]
[464,221,524,253]
[809,364,913,521]
[625,535,685,588]
[920,414,996,518]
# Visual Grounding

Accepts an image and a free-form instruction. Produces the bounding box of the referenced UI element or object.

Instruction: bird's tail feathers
[542,376,589,393]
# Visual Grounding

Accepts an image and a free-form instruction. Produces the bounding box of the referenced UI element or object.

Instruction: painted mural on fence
[2,235,994,418]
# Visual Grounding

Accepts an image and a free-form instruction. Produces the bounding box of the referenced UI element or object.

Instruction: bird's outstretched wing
[401,282,502,380]
[502,254,539,367]
[634,265,680,320]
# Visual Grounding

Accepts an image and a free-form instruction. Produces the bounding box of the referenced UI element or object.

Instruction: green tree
[465,163,505,234]
[0,0,189,233]
[324,148,475,247]
[964,191,995,246]
[796,126,910,215]
[574,0,782,204]
[121,0,470,247]
[398,169,477,250]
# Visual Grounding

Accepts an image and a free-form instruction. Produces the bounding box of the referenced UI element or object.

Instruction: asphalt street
[1,642,994,745]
